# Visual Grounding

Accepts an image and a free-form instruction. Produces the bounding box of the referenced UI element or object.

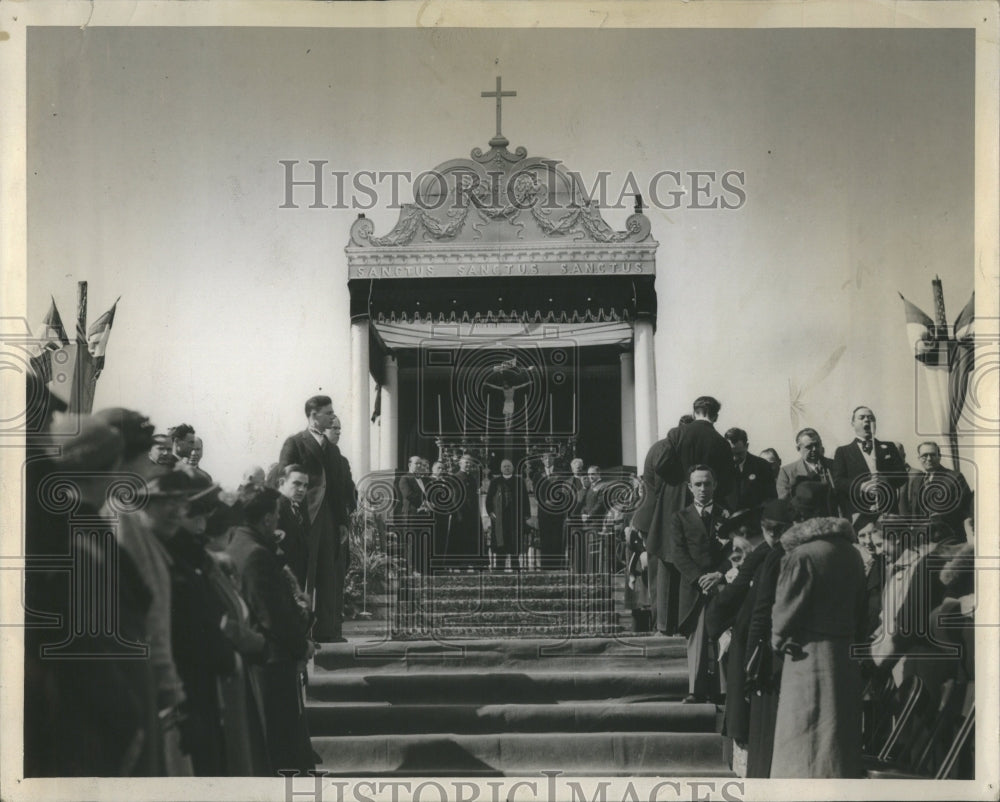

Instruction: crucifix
[481,76,516,139]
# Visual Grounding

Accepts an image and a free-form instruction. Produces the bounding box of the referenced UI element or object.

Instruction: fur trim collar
[780,516,857,551]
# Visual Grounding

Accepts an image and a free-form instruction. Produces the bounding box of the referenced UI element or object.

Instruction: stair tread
[311,731,731,776]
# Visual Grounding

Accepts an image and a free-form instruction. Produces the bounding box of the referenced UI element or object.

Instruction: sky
[26,25,979,488]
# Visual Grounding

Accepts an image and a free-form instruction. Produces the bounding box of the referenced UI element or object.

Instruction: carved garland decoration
[350,168,649,247]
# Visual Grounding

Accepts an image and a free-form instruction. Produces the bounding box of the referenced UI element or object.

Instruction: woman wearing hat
[166,474,237,775]
[193,486,272,776]
[744,498,797,778]
[769,505,867,777]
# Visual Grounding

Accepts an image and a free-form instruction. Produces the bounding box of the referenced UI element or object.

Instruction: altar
[344,80,661,478]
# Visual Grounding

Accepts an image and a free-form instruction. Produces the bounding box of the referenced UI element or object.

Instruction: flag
[900,291,950,454]
[900,292,948,367]
[371,382,382,423]
[40,297,70,348]
[949,292,975,432]
[86,297,119,373]
[953,291,974,341]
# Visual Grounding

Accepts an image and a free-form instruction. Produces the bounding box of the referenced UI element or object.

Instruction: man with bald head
[831,406,907,516]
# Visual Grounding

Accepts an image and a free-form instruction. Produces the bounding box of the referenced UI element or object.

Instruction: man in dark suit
[398,456,429,516]
[397,455,431,575]
[723,428,777,511]
[278,395,353,642]
[579,465,609,573]
[276,464,311,590]
[776,428,837,505]
[899,441,973,538]
[640,397,737,636]
[450,454,484,570]
[831,406,907,516]
[226,487,315,774]
[670,464,731,703]
[534,452,570,570]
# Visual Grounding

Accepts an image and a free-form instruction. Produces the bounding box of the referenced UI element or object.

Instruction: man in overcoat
[278,396,353,642]
[635,397,736,635]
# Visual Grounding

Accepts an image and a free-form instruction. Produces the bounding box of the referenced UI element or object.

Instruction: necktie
[700,508,712,532]
[859,438,873,455]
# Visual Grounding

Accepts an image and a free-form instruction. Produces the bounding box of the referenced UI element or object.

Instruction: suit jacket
[397,473,428,517]
[226,526,311,664]
[278,430,352,527]
[654,420,738,497]
[723,453,778,512]
[568,476,588,518]
[632,438,669,534]
[705,540,771,639]
[777,456,836,500]
[277,495,310,590]
[831,438,907,516]
[535,470,571,528]
[899,467,972,533]
[581,480,607,522]
[669,502,730,633]
[646,421,737,564]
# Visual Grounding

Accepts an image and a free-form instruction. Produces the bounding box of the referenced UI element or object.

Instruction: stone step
[307,701,719,735]
[312,732,730,777]
[397,572,615,588]
[312,635,682,671]
[410,597,620,613]
[390,624,634,640]
[396,584,617,599]
[395,610,617,625]
[307,668,689,704]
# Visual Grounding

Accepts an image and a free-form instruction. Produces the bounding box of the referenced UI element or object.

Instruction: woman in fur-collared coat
[769,516,868,778]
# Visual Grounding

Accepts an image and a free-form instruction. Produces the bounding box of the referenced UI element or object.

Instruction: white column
[350,317,371,478]
[633,319,659,465]
[379,354,399,471]
[620,351,637,467]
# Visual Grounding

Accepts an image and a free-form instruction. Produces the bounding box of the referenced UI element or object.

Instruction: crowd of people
[625,396,976,779]
[22,373,977,780]
[389,450,626,576]
[23,388,360,777]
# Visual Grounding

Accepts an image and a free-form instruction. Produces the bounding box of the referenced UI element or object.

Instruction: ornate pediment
[348,139,653,251]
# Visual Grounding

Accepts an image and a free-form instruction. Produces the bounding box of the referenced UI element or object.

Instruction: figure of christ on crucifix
[482,362,536,433]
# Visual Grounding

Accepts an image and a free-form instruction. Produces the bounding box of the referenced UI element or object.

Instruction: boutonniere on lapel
[713,508,730,536]
[748,474,756,481]
[879,444,889,450]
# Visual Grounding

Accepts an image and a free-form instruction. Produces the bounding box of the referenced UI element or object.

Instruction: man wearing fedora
[831,406,907,517]
[278,396,353,642]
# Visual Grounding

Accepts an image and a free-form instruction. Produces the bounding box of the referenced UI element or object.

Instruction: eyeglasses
[917,453,939,460]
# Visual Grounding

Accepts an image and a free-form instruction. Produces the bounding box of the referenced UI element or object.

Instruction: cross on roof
[481,76,516,139]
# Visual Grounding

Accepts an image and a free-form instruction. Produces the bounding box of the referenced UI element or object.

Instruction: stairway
[391,570,622,639]
[306,573,732,777]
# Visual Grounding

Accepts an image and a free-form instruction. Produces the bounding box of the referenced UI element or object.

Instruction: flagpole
[76,281,87,342]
